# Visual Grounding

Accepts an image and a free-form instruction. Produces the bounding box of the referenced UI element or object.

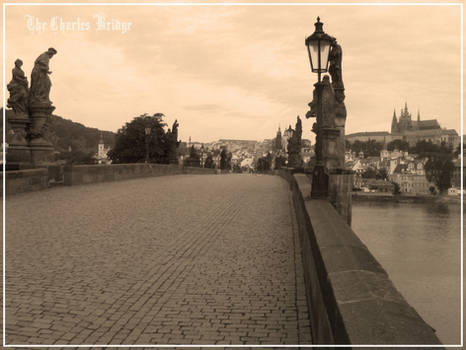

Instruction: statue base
[6,145,33,170]
[328,169,353,226]
[5,109,33,169]
[30,137,55,167]
[311,164,329,198]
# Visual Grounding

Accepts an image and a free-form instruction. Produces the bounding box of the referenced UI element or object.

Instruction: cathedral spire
[417,109,420,122]
[391,109,398,134]
[404,101,408,113]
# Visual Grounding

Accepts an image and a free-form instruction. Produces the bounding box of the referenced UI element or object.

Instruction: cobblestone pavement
[5,174,311,347]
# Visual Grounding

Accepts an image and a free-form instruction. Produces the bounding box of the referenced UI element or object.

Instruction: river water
[352,200,461,345]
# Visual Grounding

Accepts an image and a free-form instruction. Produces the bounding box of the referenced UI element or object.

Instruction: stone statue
[168,119,179,164]
[287,130,301,168]
[328,40,343,89]
[172,120,179,141]
[295,115,302,147]
[29,47,57,106]
[7,59,29,116]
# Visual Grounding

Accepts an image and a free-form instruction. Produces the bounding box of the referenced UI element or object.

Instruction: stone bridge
[5,174,311,346]
[3,165,442,347]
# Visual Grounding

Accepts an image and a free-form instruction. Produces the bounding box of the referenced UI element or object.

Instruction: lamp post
[305,16,334,198]
[144,116,151,164]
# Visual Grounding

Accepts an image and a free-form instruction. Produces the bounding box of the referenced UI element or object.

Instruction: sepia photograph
[1,1,463,347]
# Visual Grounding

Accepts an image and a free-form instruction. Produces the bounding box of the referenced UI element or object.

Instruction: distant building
[391,103,459,148]
[389,162,435,194]
[346,131,393,144]
[346,102,459,148]
[96,133,111,164]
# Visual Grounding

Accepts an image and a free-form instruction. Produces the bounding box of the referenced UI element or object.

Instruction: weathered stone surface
[279,172,443,346]
[64,163,217,187]
[4,168,48,195]
[5,174,311,345]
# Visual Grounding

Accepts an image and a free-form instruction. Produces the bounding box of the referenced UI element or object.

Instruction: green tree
[376,168,388,180]
[220,147,231,170]
[349,140,383,157]
[108,113,169,164]
[425,155,454,194]
[184,145,201,167]
[387,139,409,152]
[204,154,214,168]
[361,167,377,179]
[391,181,401,195]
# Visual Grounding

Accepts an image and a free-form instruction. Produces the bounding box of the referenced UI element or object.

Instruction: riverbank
[352,192,462,204]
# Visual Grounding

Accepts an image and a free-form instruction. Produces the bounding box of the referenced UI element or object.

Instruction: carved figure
[172,120,179,141]
[328,40,343,89]
[7,59,29,115]
[168,119,180,164]
[306,88,318,119]
[320,76,337,129]
[29,47,57,106]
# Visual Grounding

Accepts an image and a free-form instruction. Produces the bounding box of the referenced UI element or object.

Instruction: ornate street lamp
[305,16,334,198]
[305,17,334,83]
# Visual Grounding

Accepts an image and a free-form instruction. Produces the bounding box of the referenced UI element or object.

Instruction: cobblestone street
[5,174,311,346]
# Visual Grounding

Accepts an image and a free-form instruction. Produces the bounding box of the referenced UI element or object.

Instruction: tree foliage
[425,155,454,193]
[220,147,232,170]
[417,141,455,194]
[107,113,169,164]
[386,139,409,152]
[256,153,273,172]
[347,140,383,157]
[204,154,214,168]
[184,145,201,167]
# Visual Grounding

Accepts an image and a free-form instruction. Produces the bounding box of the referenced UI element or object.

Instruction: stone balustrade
[284,172,443,346]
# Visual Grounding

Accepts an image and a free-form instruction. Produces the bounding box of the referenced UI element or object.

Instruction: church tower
[98,132,105,157]
[417,109,420,122]
[391,109,398,134]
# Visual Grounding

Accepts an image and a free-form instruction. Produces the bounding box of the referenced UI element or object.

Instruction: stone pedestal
[328,170,353,226]
[29,102,55,166]
[5,109,32,170]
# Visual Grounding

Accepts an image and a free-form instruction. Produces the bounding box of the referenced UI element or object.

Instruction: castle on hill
[346,103,459,148]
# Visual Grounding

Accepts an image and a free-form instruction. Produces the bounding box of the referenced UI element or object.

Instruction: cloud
[2,4,462,142]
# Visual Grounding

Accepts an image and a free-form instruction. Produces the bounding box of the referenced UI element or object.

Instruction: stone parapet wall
[64,163,217,187]
[280,171,443,346]
[3,168,49,196]
[4,164,217,196]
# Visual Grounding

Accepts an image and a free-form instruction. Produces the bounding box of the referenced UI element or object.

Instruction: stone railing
[3,168,49,196]
[63,163,217,186]
[282,172,443,346]
[4,163,218,195]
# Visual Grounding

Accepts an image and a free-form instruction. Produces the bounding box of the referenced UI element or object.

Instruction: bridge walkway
[5,174,311,345]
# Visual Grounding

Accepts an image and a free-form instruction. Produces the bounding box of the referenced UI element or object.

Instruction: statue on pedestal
[5,59,32,168]
[7,59,29,117]
[168,119,180,164]
[329,39,343,90]
[287,116,303,168]
[29,47,57,107]
[28,48,58,166]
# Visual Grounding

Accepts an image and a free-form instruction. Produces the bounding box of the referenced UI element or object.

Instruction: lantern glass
[307,39,331,73]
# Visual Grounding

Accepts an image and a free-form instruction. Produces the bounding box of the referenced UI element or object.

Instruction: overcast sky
[2,1,462,143]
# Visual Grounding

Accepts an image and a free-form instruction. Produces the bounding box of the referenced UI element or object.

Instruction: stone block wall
[281,171,443,346]
[64,163,216,187]
[4,168,49,196]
